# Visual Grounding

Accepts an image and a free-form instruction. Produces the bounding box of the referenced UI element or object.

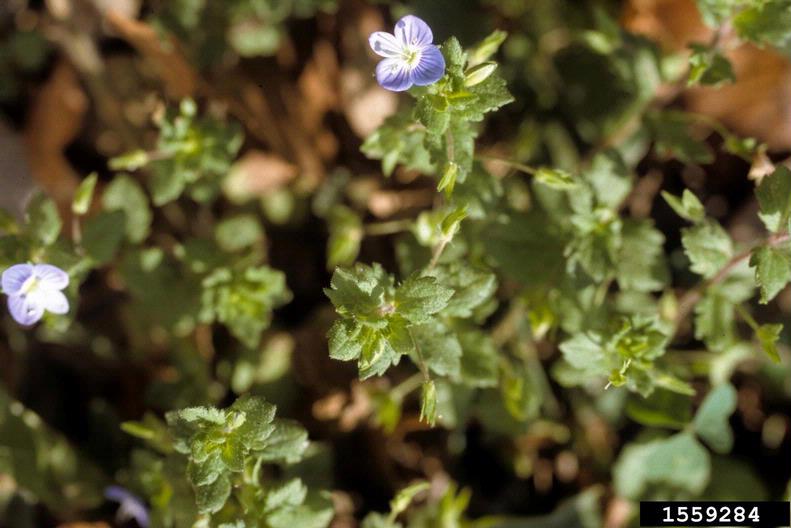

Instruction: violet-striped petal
[8,294,45,326]
[410,45,446,86]
[2,264,33,295]
[376,58,413,92]
[394,15,433,47]
[369,31,402,58]
[105,486,149,528]
[33,264,69,289]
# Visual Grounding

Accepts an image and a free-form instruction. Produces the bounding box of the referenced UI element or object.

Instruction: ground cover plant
[0,0,790,526]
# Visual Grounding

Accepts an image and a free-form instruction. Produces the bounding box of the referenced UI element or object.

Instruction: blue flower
[105,486,150,528]
[1,263,69,326]
[369,15,445,92]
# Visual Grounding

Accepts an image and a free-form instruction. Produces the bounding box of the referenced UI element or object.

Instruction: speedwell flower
[1,263,69,325]
[368,15,445,92]
[105,486,150,528]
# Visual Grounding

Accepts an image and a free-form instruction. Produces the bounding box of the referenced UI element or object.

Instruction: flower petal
[106,486,149,528]
[394,15,433,47]
[2,264,33,295]
[7,294,44,326]
[375,58,413,92]
[410,45,446,86]
[369,31,402,58]
[119,499,150,528]
[42,289,69,315]
[105,485,133,503]
[33,264,69,290]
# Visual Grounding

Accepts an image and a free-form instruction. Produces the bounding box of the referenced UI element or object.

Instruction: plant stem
[476,154,538,175]
[364,219,413,236]
[428,237,449,269]
[674,232,790,334]
[734,303,759,331]
[390,372,424,402]
[407,327,431,382]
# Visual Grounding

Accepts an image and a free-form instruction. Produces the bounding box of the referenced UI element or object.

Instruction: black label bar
[640,501,791,527]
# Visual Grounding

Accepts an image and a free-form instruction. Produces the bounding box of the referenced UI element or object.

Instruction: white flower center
[400,46,422,68]
[21,276,40,295]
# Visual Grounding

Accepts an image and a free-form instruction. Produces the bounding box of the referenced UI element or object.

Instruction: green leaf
[411,321,462,378]
[565,209,621,281]
[625,389,693,429]
[583,151,632,208]
[327,319,411,380]
[361,111,433,177]
[230,395,277,449]
[102,174,152,243]
[72,173,98,215]
[464,61,497,87]
[325,263,391,322]
[146,100,243,205]
[423,262,496,318]
[467,29,507,65]
[614,432,711,499]
[695,0,739,27]
[25,192,62,246]
[534,167,577,189]
[327,320,363,361]
[109,149,149,171]
[616,219,669,292]
[458,330,499,388]
[201,266,291,348]
[394,273,454,325]
[267,497,334,528]
[326,205,362,269]
[264,478,307,512]
[755,166,791,233]
[559,332,609,379]
[82,210,126,265]
[749,244,791,303]
[648,111,713,164]
[661,189,705,223]
[501,362,542,421]
[257,419,308,463]
[389,481,429,517]
[440,206,467,239]
[416,95,451,137]
[693,265,753,352]
[687,43,735,86]
[419,380,437,426]
[441,36,466,77]
[756,323,783,363]
[437,162,458,194]
[693,383,737,454]
[733,0,791,51]
[189,452,225,485]
[214,214,263,252]
[194,474,231,514]
[682,220,733,278]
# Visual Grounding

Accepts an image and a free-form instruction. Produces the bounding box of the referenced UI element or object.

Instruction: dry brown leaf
[104,9,198,99]
[341,67,398,138]
[623,0,791,150]
[223,150,299,203]
[298,40,340,132]
[23,60,86,211]
[368,189,434,218]
[685,46,791,150]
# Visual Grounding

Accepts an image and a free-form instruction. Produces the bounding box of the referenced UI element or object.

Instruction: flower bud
[464,61,497,87]
[468,30,507,66]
